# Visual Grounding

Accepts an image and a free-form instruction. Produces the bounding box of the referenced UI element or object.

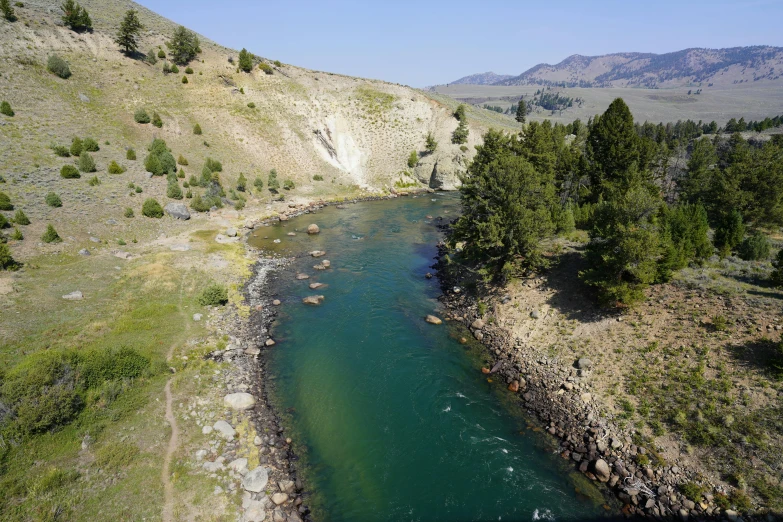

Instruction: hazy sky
[136,0,783,87]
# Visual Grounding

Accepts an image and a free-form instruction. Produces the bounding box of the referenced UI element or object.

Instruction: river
[248,194,609,521]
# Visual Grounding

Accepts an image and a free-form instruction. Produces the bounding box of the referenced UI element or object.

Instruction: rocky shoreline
[433,245,762,521]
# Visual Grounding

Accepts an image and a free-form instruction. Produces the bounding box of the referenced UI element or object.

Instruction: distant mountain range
[448,47,783,88]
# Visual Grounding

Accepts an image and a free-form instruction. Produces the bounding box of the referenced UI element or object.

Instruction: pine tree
[515,99,526,125]
[407,150,418,168]
[236,173,247,192]
[61,0,91,32]
[1,0,17,22]
[267,170,280,192]
[452,121,468,145]
[238,48,253,73]
[425,132,437,153]
[166,26,200,65]
[115,9,143,55]
[587,98,644,196]
[41,224,62,243]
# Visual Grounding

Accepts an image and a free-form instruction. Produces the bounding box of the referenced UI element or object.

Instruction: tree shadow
[726,337,783,379]
[543,246,608,324]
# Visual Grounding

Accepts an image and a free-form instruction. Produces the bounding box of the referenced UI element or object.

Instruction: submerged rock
[303,295,324,305]
[310,250,326,257]
[307,224,320,234]
[296,273,310,280]
[425,315,442,325]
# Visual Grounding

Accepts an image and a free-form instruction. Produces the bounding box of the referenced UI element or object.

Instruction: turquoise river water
[249,195,610,522]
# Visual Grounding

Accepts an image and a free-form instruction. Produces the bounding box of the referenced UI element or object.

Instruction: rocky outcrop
[414,152,465,191]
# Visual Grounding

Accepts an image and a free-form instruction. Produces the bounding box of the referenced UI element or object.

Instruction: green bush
[144,138,176,175]
[193,123,202,135]
[0,213,8,228]
[313,174,324,181]
[108,161,126,174]
[46,55,71,79]
[60,164,80,178]
[162,61,171,75]
[407,150,418,168]
[198,283,228,306]
[146,49,157,65]
[141,198,163,218]
[247,101,255,108]
[78,347,150,389]
[126,148,136,160]
[41,223,61,243]
[171,64,179,74]
[11,227,23,240]
[52,145,71,157]
[254,177,263,191]
[178,169,185,179]
[177,154,188,166]
[190,194,210,212]
[283,179,295,190]
[185,67,193,74]
[81,138,98,152]
[713,210,745,257]
[267,169,279,192]
[181,75,188,84]
[185,190,192,199]
[737,233,771,261]
[205,157,222,172]
[95,442,139,470]
[770,249,783,288]
[78,151,96,173]
[236,173,246,192]
[70,137,83,156]
[459,145,468,152]
[87,176,100,186]
[157,49,165,59]
[0,243,15,270]
[151,111,163,128]
[134,108,150,124]
[45,192,62,207]
[0,100,13,117]
[135,186,142,193]
[13,209,30,225]
[0,191,13,210]
[124,207,134,218]
[167,181,183,200]
[273,60,282,67]
[259,62,273,74]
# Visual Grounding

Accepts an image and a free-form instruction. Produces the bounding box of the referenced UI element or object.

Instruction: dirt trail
[162,277,191,522]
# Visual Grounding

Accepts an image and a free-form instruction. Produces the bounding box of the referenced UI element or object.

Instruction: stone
[202,425,213,435]
[321,260,331,268]
[226,227,238,237]
[244,501,267,522]
[530,310,540,319]
[296,273,310,280]
[228,457,249,475]
[195,449,207,461]
[724,510,738,521]
[170,244,191,251]
[278,480,295,494]
[580,393,592,403]
[474,331,484,341]
[425,315,442,325]
[164,203,191,220]
[245,347,261,356]
[471,319,485,330]
[577,358,593,369]
[272,299,281,306]
[242,466,269,493]
[592,459,611,482]
[287,232,296,236]
[307,224,320,234]
[193,313,203,321]
[212,420,236,440]
[78,248,90,256]
[302,295,324,305]
[309,282,325,289]
[254,435,263,445]
[224,393,256,410]
[114,251,132,260]
[265,339,276,347]
[271,493,289,505]
[62,291,83,300]
[90,236,100,243]
[310,250,326,257]
[508,380,520,392]
[78,93,90,103]
[203,460,225,473]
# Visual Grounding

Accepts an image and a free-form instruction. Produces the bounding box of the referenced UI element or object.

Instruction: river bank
[433,242,773,520]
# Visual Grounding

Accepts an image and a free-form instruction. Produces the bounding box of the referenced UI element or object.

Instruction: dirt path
[162,276,191,522]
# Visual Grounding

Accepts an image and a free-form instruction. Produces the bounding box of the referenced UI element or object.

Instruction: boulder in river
[309,282,325,289]
[296,273,310,280]
[310,250,326,257]
[425,315,442,325]
[303,295,324,305]
[307,224,320,234]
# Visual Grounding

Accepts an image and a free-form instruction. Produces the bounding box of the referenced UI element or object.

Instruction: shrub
[82,137,99,151]
[737,233,771,261]
[95,442,139,470]
[259,62,272,74]
[177,169,185,179]
[198,283,228,306]
[0,100,13,117]
[47,55,71,79]
[108,161,126,174]
[239,87,244,94]
[135,186,142,193]
[87,176,100,186]
[60,164,80,178]
[283,179,295,190]
[238,48,253,72]
[171,64,179,74]
[460,145,468,152]
[134,108,150,124]
[11,227,23,240]
[70,137,83,156]
[177,154,188,166]
[13,209,30,225]
[126,148,136,160]
[407,150,418,168]
[52,145,71,157]
[190,194,210,212]
[247,102,255,109]
[254,177,263,191]
[273,60,282,67]
[181,75,188,84]
[185,190,192,198]
[267,169,279,192]
[713,210,745,257]
[313,174,324,181]
[141,198,163,218]
[0,214,8,228]
[145,49,157,65]
[185,67,193,74]
[78,151,96,172]
[236,173,246,192]
[0,191,13,210]
[193,123,202,135]
[151,111,163,128]
[771,249,783,288]
[41,224,61,243]
[0,243,14,270]
[162,61,171,74]
[79,347,150,389]
[167,181,183,200]
[45,192,62,207]
[157,49,165,59]
[124,207,134,218]
[205,157,222,172]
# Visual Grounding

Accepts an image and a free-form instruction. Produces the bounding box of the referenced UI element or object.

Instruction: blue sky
[136,0,783,87]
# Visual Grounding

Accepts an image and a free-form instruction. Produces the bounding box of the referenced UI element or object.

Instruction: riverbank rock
[213,420,236,440]
[271,493,289,505]
[265,339,276,347]
[471,319,485,330]
[272,299,281,306]
[309,282,325,289]
[63,291,83,300]
[242,466,269,493]
[303,295,324,305]
[425,315,442,325]
[224,393,256,411]
[296,273,310,280]
[307,224,320,234]
[508,380,520,392]
[310,250,326,257]
[164,202,190,220]
[321,260,331,268]
[592,459,611,482]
